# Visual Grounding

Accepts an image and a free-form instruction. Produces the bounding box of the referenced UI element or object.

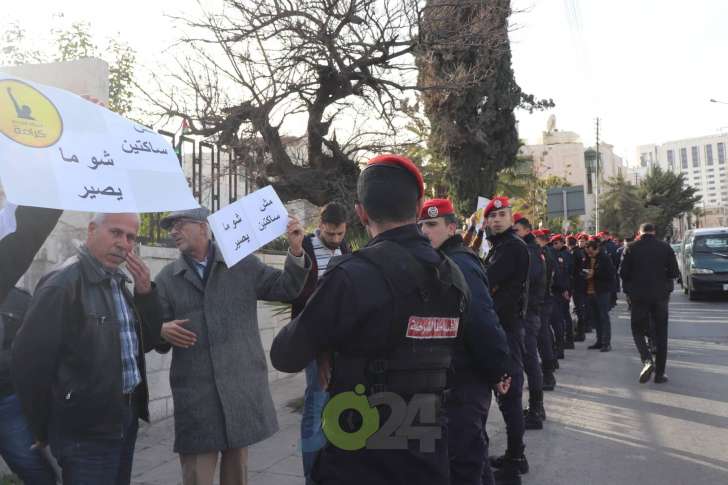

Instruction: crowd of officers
[271,154,631,485]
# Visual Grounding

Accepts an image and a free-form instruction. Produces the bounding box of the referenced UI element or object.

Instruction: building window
[692,146,700,166]
[719,143,726,163]
[680,147,688,168]
[640,153,648,167]
[667,149,675,169]
[706,144,714,165]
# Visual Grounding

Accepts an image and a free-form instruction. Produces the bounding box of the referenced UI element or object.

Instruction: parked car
[679,227,728,300]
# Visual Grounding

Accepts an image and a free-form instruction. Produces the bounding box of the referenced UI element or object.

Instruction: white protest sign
[0,72,198,212]
[207,185,289,267]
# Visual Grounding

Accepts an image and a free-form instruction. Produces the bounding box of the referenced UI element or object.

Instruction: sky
[7,0,728,166]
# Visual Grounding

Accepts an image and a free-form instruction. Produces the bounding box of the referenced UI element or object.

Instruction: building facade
[637,134,728,209]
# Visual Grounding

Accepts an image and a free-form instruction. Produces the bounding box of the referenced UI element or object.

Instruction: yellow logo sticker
[0,79,63,148]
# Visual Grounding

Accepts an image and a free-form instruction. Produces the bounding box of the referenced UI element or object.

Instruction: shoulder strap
[354,240,430,297]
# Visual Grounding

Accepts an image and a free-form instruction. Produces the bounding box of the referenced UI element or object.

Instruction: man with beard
[289,202,351,483]
[419,198,510,485]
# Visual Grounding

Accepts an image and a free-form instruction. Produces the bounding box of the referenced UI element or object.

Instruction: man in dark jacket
[0,288,57,484]
[290,202,350,482]
[583,239,616,352]
[483,197,530,485]
[571,234,590,340]
[271,155,473,485]
[533,230,558,390]
[513,215,547,431]
[12,213,164,485]
[0,204,62,302]
[600,231,620,309]
[420,198,510,485]
[552,235,575,349]
[620,223,679,384]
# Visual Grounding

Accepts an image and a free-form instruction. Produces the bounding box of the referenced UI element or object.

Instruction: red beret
[542,229,551,236]
[366,154,424,199]
[534,229,548,239]
[512,212,526,224]
[550,234,564,243]
[589,235,599,241]
[577,233,589,241]
[483,196,511,218]
[420,198,454,220]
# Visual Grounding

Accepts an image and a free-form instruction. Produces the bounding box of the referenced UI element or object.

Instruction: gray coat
[154,244,309,453]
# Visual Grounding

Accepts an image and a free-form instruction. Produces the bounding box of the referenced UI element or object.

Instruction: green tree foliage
[416,0,554,216]
[638,166,701,239]
[599,173,646,239]
[0,21,136,116]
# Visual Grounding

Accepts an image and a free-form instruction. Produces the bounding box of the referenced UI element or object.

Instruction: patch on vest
[405,316,460,339]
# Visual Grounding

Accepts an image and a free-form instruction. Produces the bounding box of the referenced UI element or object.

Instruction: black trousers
[630,299,669,375]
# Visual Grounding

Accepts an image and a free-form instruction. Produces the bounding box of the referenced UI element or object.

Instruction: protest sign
[0,72,198,212]
[207,185,289,267]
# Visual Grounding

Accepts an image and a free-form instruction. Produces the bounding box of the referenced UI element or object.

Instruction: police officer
[533,230,558,389]
[551,234,575,350]
[512,214,547,431]
[419,198,511,485]
[572,233,591,339]
[481,197,530,485]
[270,155,471,485]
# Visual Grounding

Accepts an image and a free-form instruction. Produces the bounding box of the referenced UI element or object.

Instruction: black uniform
[539,245,558,369]
[571,246,589,337]
[440,235,509,485]
[556,247,575,346]
[620,234,679,377]
[549,246,570,355]
[271,225,472,485]
[483,228,529,461]
[520,233,546,415]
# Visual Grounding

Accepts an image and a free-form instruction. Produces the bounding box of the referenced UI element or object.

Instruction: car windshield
[694,235,728,255]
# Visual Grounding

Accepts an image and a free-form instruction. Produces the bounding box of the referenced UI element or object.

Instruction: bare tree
[141,0,434,206]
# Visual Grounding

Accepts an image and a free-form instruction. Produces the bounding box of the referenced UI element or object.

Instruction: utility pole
[595,117,600,233]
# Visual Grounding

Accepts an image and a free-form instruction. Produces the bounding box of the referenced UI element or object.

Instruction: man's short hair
[639,223,656,234]
[320,202,348,226]
[514,218,532,231]
[443,214,458,226]
[586,240,600,250]
[357,165,419,224]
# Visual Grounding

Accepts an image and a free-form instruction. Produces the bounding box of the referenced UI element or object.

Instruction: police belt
[334,355,449,397]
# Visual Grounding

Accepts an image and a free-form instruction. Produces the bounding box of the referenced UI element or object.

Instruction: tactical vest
[329,240,470,398]
[525,241,547,311]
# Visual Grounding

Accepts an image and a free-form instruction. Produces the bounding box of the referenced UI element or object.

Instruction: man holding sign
[153,206,309,485]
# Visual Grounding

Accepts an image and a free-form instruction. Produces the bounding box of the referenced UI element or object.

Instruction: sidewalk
[132,300,728,484]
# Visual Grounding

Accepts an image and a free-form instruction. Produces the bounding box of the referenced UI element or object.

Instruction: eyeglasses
[169,219,200,231]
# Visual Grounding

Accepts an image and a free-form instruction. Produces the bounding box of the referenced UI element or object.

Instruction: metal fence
[139,130,254,246]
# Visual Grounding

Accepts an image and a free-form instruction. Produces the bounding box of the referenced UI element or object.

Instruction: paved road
[511,292,728,485]
[132,292,728,484]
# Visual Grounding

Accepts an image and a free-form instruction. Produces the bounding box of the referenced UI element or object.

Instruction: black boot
[542,370,556,391]
[490,451,529,474]
[523,408,543,430]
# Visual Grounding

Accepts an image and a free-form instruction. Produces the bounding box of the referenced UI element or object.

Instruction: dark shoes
[574,332,586,342]
[524,401,547,420]
[654,374,669,384]
[564,340,575,350]
[639,361,655,383]
[542,371,556,391]
[523,409,543,430]
[490,452,529,475]
[587,342,602,350]
[600,344,612,352]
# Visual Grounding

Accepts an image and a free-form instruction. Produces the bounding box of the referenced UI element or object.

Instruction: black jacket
[0,287,31,398]
[484,229,529,331]
[12,249,163,442]
[440,235,510,384]
[584,250,617,295]
[620,234,679,301]
[522,233,546,311]
[290,232,351,318]
[0,206,62,302]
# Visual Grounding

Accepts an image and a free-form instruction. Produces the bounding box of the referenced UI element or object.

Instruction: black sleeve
[619,247,632,282]
[134,285,164,353]
[486,244,517,289]
[271,268,358,373]
[455,256,510,382]
[0,207,62,302]
[11,283,69,442]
